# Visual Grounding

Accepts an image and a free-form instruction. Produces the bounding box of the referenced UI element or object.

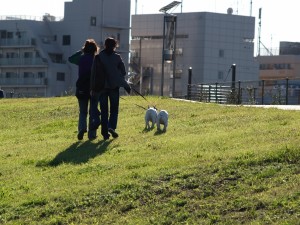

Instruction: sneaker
[108,128,119,138]
[103,134,110,140]
[77,129,86,140]
[88,135,97,140]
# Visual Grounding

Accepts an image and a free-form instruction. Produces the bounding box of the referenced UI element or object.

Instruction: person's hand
[125,86,131,94]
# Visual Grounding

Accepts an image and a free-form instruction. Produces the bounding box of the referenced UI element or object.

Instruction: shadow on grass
[48,139,112,166]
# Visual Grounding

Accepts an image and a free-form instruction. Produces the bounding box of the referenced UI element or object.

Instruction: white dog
[145,106,158,130]
[157,110,168,132]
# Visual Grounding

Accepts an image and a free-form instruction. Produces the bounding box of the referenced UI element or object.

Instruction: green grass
[0,96,299,225]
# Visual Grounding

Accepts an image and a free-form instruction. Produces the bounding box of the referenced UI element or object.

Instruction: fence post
[200,83,203,101]
[286,77,289,105]
[261,80,265,105]
[208,85,211,102]
[238,81,241,104]
[215,82,218,103]
[187,67,192,100]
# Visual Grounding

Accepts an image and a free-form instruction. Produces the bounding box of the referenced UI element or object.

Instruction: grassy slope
[0,96,299,225]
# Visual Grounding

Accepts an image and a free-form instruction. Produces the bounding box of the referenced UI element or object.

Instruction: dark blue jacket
[69,51,94,97]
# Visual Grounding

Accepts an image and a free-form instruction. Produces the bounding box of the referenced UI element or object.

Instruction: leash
[131,87,149,103]
[123,85,159,111]
[120,95,148,110]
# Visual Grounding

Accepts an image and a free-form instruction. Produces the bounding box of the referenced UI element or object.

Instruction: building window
[48,53,63,63]
[24,52,33,58]
[57,72,65,81]
[219,49,224,58]
[38,72,45,78]
[24,72,34,78]
[6,72,18,78]
[62,35,71,45]
[90,17,96,26]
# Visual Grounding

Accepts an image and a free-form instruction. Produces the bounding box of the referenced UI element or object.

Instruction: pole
[187,67,192,99]
[161,16,166,96]
[172,16,177,97]
[231,64,236,89]
[139,38,143,94]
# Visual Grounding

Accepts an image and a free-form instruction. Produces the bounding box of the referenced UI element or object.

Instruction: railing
[186,78,300,105]
[0,78,46,86]
[0,15,63,21]
[0,58,48,66]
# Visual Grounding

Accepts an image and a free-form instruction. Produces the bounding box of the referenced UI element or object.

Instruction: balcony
[0,58,48,67]
[0,38,36,47]
[0,77,46,86]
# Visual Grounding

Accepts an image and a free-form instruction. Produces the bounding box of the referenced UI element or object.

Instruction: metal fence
[186,78,300,105]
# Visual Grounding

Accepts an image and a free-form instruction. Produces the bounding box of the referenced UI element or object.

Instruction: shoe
[88,135,97,140]
[77,129,86,140]
[108,128,119,138]
[103,134,110,140]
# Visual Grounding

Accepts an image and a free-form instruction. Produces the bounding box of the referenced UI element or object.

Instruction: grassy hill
[0,96,299,224]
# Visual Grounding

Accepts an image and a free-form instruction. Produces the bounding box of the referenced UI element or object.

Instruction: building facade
[0,0,130,97]
[130,11,259,97]
[257,42,300,81]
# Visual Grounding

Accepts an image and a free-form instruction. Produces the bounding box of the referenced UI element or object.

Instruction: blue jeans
[99,88,120,138]
[77,97,90,132]
[89,94,101,131]
[77,95,99,138]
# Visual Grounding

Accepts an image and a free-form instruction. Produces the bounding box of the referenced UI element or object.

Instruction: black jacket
[90,50,130,92]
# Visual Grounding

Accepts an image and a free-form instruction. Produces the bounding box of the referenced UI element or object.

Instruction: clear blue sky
[1,0,299,54]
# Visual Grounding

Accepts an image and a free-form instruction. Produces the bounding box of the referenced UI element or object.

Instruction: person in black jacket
[90,37,131,140]
[69,39,100,140]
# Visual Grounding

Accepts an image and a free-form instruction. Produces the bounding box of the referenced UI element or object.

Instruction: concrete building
[0,0,130,97]
[255,42,300,104]
[257,41,300,81]
[130,10,259,97]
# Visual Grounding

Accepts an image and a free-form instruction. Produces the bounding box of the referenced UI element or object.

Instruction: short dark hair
[104,37,117,51]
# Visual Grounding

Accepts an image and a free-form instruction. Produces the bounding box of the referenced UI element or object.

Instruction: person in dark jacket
[90,37,131,140]
[68,39,100,140]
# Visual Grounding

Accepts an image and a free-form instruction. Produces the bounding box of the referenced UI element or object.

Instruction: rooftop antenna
[257,8,262,56]
[250,0,253,16]
[135,0,137,15]
[181,0,183,13]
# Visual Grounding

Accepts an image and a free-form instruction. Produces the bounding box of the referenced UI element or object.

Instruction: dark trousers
[99,88,120,138]
[77,95,99,138]
[77,97,90,132]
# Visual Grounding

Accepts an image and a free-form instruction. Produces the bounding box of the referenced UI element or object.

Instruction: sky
[1,0,299,55]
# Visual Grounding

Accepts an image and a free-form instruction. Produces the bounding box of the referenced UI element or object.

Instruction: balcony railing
[0,58,48,66]
[0,38,35,46]
[0,78,46,86]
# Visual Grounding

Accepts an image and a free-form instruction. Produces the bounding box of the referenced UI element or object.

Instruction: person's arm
[118,56,131,94]
[68,50,82,65]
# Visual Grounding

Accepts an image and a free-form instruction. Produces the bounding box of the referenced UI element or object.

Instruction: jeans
[77,95,99,138]
[77,97,90,132]
[99,88,120,138]
[89,94,101,131]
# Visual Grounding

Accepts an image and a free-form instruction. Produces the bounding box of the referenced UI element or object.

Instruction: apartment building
[0,0,130,97]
